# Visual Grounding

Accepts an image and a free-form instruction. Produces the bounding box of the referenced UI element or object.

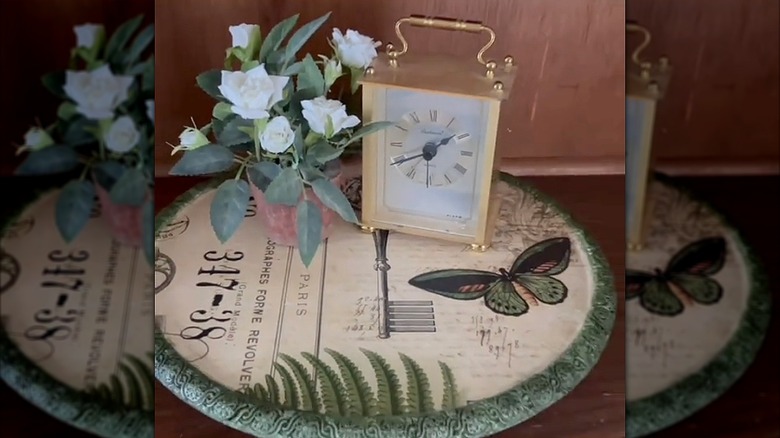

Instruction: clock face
[388,109,476,188]
[376,88,490,230]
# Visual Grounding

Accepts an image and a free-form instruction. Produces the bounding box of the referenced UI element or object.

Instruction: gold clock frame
[358,16,517,250]
[626,23,672,251]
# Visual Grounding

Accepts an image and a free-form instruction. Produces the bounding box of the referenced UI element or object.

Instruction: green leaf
[284,12,331,62]
[241,60,260,72]
[126,24,154,65]
[275,363,300,409]
[247,162,281,191]
[142,57,154,92]
[296,199,322,267]
[259,14,299,63]
[63,117,98,146]
[399,353,434,414]
[361,348,405,415]
[349,67,365,93]
[311,178,358,224]
[297,54,325,95]
[217,116,253,147]
[281,61,304,75]
[265,374,280,405]
[105,15,143,64]
[212,102,232,120]
[264,167,302,206]
[326,348,375,416]
[279,353,320,412]
[298,161,326,182]
[57,102,77,120]
[292,126,305,156]
[15,146,79,175]
[439,361,458,410]
[301,352,348,416]
[196,69,225,101]
[308,141,341,164]
[210,179,250,243]
[93,161,127,190]
[55,180,95,242]
[109,168,147,206]
[41,71,66,98]
[169,144,234,176]
[141,199,154,266]
[344,121,395,147]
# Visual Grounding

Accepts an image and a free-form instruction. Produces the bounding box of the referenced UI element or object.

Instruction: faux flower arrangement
[14,16,155,263]
[168,12,391,266]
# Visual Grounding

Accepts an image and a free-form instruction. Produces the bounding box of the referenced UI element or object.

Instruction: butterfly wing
[668,273,723,305]
[408,269,501,300]
[666,237,726,276]
[484,280,530,316]
[639,279,684,316]
[626,269,655,299]
[515,276,567,304]
[509,237,571,276]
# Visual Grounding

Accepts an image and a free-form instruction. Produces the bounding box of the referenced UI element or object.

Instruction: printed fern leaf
[360,348,404,415]
[253,382,269,403]
[280,353,321,412]
[119,362,143,409]
[275,363,299,409]
[325,348,375,416]
[439,361,458,410]
[109,375,124,405]
[125,354,155,410]
[399,353,434,414]
[266,374,280,405]
[302,352,349,416]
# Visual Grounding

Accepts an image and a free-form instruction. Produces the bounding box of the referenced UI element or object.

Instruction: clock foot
[359,225,376,233]
[627,242,644,251]
[470,243,490,252]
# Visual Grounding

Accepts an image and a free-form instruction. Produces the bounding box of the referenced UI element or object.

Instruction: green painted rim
[154,172,618,437]
[625,173,772,438]
[0,180,154,438]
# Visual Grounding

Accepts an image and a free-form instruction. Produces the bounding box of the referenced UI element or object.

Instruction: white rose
[63,64,134,120]
[218,64,289,120]
[171,127,210,155]
[323,57,343,89]
[74,23,103,49]
[331,28,381,69]
[229,23,260,49]
[301,96,360,137]
[146,100,154,123]
[17,127,55,154]
[260,116,295,153]
[105,116,140,153]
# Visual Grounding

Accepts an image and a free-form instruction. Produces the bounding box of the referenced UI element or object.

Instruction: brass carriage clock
[626,22,672,250]
[359,16,517,251]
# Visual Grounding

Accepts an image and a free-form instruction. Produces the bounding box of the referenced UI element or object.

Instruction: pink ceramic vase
[249,173,344,247]
[94,182,144,247]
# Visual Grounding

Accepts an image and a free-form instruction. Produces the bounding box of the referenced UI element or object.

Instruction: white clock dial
[387,109,476,188]
[378,88,488,227]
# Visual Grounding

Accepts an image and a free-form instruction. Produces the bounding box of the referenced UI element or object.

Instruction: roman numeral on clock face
[408,112,420,123]
[429,110,437,122]
[454,163,468,174]
[455,133,470,141]
[390,141,403,147]
[406,167,417,179]
[460,150,473,157]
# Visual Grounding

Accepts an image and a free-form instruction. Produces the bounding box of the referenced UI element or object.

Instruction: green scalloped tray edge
[153,172,618,437]
[0,180,154,438]
[625,173,773,438]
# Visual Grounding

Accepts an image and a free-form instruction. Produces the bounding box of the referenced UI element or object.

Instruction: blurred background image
[625,1,779,437]
[0,1,154,437]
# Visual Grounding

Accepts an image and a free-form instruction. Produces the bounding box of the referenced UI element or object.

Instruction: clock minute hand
[391,152,424,166]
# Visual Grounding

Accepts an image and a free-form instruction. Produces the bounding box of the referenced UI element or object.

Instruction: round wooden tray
[0,180,154,438]
[625,174,771,437]
[154,172,616,437]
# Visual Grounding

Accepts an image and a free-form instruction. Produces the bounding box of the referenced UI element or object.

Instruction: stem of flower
[234,158,248,181]
[78,164,90,181]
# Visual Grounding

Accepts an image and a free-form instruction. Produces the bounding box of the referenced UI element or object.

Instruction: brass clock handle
[626,22,651,67]
[387,15,501,67]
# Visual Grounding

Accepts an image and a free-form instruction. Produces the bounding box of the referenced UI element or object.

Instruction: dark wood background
[627,0,780,174]
[152,0,626,175]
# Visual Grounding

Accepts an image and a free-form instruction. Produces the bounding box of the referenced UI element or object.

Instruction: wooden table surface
[2,175,777,438]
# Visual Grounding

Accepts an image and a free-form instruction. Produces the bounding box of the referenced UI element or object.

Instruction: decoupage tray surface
[154,173,616,437]
[626,174,771,438]
[0,184,154,438]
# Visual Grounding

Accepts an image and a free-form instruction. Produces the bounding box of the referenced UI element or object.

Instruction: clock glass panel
[377,87,489,229]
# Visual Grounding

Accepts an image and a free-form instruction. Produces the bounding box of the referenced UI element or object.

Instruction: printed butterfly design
[626,236,726,316]
[408,237,571,316]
